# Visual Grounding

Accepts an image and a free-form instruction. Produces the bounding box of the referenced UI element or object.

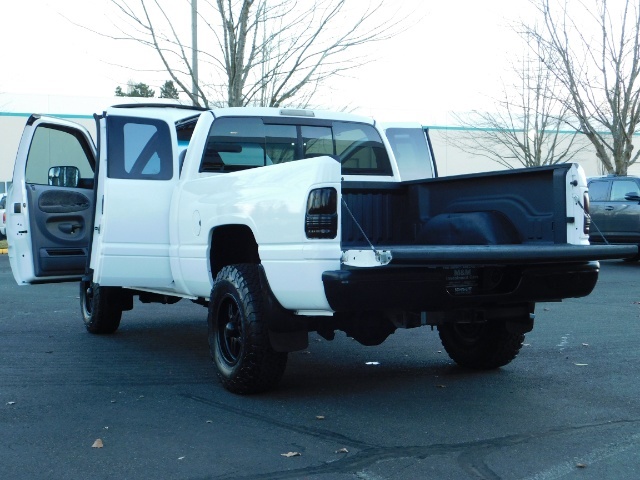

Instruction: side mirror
[48,166,80,188]
[624,192,640,202]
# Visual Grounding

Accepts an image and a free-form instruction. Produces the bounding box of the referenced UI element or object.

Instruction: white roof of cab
[106,103,375,125]
[210,107,375,125]
[106,103,205,123]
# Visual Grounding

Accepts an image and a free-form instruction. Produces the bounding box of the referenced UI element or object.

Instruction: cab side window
[334,122,392,175]
[385,128,434,181]
[107,116,173,180]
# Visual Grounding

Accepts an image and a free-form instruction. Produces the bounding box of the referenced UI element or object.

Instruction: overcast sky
[1,0,532,123]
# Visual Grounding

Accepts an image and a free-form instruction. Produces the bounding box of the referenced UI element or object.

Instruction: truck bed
[329,165,636,312]
[341,164,635,262]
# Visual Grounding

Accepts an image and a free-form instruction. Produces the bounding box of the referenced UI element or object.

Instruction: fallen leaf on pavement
[365,362,380,365]
[316,416,325,420]
[335,448,349,454]
[576,463,586,468]
[92,439,104,448]
[281,452,301,458]
[7,401,16,405]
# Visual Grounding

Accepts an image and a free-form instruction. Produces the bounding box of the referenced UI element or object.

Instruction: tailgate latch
[341,249,393,267]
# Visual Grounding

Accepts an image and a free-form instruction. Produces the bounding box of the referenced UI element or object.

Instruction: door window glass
[587,180,610,201]
[124,123,161,174]
[610,179,640,201]
[25,125,94,185]
[107,116,173,180]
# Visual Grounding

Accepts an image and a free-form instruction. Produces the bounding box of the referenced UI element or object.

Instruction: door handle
[59,223,82,234]
[605,206,614,211]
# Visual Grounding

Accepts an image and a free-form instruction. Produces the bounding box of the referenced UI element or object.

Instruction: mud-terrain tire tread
[208,264,287,394]
[80,281,123,334]
[437,321,524,369]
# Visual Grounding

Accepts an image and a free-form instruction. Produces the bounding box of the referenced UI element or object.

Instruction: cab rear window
[200,117,392,176]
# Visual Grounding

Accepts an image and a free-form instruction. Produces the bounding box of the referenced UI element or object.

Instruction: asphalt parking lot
[1,254,639,479]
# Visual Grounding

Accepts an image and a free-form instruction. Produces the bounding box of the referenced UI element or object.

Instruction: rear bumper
[322,261,600,312]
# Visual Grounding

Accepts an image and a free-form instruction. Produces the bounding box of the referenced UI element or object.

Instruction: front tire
[80,280,123,334]
[438,321,524,369]
[208,264,287,394]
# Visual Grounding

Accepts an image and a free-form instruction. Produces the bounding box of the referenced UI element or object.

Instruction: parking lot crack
[183,393,375,449]
[180,412,640,480]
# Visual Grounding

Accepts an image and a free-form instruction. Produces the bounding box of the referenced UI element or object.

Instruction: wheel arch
[209,224,260,280]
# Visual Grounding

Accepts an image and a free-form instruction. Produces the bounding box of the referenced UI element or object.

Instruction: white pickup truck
[6,104,635,393]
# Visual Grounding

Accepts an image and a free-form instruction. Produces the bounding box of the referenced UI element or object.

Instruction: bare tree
[526,0,640,175]
[452,33,584,169]
[106,0,402,108]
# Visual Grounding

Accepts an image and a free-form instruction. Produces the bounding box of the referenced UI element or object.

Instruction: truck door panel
[608,179,640,238]
[587,179,611,239]
[91,115,176,288]
[8,117,96,284]
[26,184,92,276]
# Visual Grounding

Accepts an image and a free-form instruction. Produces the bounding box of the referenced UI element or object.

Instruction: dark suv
[588,175,640,259]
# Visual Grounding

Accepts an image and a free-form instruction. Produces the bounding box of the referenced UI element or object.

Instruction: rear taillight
[305,188,337,239]
[583,192,590,235]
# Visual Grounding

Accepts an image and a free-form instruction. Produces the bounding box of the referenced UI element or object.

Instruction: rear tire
[80,280,123,334]
[438,321,524,369]
[208,264,287,394]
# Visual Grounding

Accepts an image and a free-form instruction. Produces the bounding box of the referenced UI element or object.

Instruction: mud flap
[256,264,310,352]
[268,330,309,352]
[505,312,535,334]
